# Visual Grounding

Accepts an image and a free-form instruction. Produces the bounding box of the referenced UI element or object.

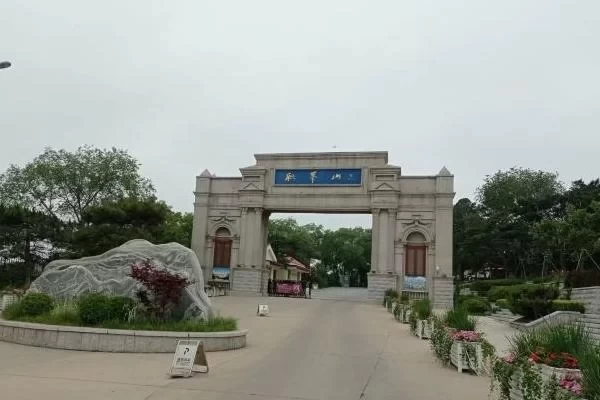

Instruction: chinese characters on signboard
[274,169,361,185]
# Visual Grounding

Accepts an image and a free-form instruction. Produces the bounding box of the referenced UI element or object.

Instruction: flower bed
[451,340,484,374]
[429,314,495,376]
[496,359,584,400]
[491,324,597,400]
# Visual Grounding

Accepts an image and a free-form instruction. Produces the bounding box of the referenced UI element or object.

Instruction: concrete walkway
[0,295,493,400]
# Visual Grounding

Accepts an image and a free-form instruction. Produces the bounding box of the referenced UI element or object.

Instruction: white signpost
[169,340,208,378]
[257,304,270,316]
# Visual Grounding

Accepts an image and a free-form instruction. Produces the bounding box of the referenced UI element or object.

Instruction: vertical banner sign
[169,340,209,377]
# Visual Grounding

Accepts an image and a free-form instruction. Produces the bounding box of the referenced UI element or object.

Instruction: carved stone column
[370,208,380,272]
[238,207,250,266]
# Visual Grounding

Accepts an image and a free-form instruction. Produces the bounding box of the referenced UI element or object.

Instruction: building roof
[265,244,277,263]
[283,256,310,273]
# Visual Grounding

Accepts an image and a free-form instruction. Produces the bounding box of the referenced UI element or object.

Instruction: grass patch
[100,317,238,332]
[509,323,593,359]
[3,298,238,332]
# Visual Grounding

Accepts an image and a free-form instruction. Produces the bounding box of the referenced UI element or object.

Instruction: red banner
[275,282,303,295]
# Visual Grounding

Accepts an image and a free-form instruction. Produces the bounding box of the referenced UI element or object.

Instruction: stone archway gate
[191,152,454,308]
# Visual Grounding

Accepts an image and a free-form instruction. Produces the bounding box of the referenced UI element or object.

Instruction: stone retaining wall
[0,319,247,352]
[432,277,453,310]
[509,311,581,331]
[367,273,397,300]
[571,287,600,315]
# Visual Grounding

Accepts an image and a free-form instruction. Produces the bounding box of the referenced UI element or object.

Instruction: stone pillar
[191,174,212,272]
[252,208,264,267]
[204,238,214,283]
[371,209,380,272]
[238,207,250,266]
[387,209,397,272]
[191,202,208,271]
[230,237,240,269]
[368,208,398,299]
[433,169,454,308]
[378,209,388,272]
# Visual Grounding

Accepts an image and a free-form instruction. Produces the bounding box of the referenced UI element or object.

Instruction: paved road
[0,295,492,400]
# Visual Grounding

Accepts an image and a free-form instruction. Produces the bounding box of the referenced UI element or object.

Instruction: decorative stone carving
[29,239,213,319]
[210,216,235,224]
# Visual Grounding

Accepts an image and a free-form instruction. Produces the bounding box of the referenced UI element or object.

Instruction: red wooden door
[405,245,427,277]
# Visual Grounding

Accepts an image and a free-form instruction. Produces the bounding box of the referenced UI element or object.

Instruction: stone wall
[431,277,453,310]
[367,273,398,300]
[510,311,581,331]
[571,287,600,315]
[231,268,263,294]
[0,319,247,352]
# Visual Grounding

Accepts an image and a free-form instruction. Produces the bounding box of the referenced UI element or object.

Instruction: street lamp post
[0,61,12,69]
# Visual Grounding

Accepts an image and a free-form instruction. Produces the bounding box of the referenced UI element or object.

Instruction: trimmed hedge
[508,284,560,320]
[495,299,510,309]
[461,297,491,315]
[463,278,526,294]
[487,284,531,302]
[18,293,54,316]
[78,294,135,325]
[551,300,585,314]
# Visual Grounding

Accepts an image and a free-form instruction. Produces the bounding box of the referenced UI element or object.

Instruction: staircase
[579,313,600,342]
[490,308,521,323]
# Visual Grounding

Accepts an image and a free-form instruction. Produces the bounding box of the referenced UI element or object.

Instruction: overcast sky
[1,1,599,229]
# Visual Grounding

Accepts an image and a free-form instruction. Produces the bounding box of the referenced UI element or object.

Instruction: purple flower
[451,330,481,342]
[560,376,583,396]
[502,353,516,364]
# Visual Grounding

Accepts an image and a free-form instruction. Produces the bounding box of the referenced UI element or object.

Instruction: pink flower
[451,330,481,342]
[502,353,516,364]
[560,376,583,396]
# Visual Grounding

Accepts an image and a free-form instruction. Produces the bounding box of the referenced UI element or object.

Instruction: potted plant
[383,289,399,312]
[491,324,597,400]
[411,298,433,339]
[450,330,489,374]
[394,293,410,322]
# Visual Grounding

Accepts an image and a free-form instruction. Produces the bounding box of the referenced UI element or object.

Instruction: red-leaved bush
[129,260,193,320]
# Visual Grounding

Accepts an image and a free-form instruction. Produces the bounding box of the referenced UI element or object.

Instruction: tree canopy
[455,167,600,279]
[0,146,154,223]
[268,218,371,287]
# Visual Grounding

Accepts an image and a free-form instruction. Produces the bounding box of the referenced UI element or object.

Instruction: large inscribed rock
[30,239,213,319]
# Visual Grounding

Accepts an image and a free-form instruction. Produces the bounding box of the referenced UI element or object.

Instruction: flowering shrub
[129,260,193,320]
[530,349,580,369]
[559,376,583,396]
[451,330,481,342]
[502,352,517,364]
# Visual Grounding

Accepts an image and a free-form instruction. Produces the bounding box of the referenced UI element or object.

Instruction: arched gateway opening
[191,152,455,308]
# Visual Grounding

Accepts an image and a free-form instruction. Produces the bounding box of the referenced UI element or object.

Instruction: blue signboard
[274,169,362,185]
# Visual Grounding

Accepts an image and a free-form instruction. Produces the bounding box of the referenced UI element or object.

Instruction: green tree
[160,211,194,248]
[70,198,171,256]
[475,168,565,277]
[320,227,371,287]
[268,218,322,265]
[453,198,492,279]
[477,167,564,221]
[0,146,154,223]
[0,204,63,285]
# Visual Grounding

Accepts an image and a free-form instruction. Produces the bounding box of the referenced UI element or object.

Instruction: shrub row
[462,278,528,294]
[78,293,134,325]
[551,299,586,314]
[457,295,491,315]
[507,284,560,320]
[2,292,133,325]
